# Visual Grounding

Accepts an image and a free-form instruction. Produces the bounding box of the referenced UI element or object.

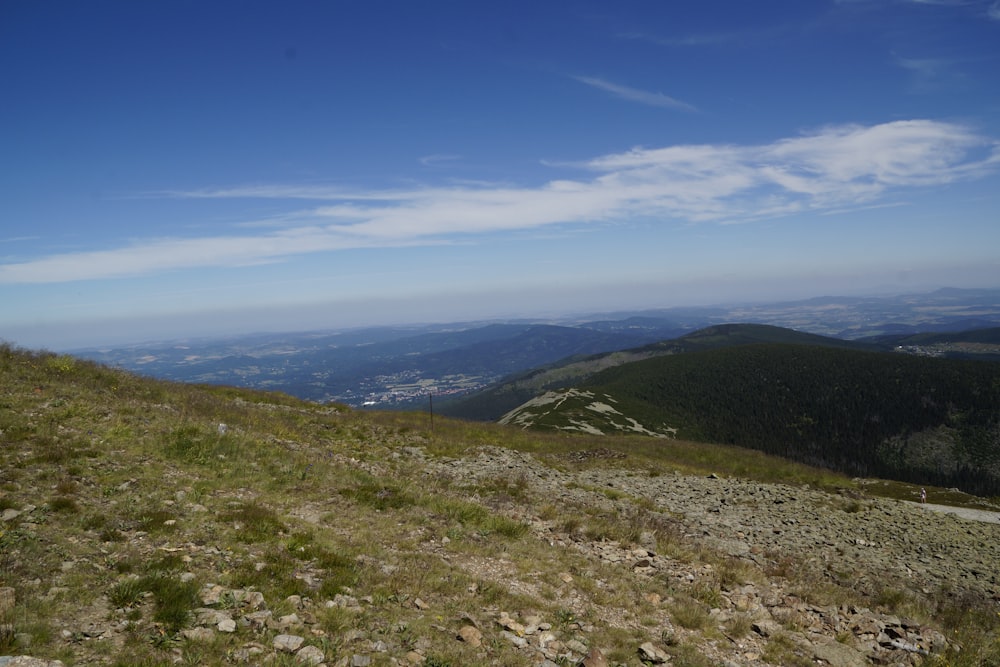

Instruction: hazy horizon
[4,281,996,353]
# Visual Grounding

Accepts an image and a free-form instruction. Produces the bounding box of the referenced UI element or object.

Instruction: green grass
[138,574,200,633]
[108,578,146,608]
[1,341,999,666]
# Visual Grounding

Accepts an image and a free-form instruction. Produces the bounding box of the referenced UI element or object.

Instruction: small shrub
[108,578,145,608]
[33,438,70,464]
[690,581,723,608]
[423,657,452,667]
[222,502,284,543]
[479,514,528,539]
[474,579,506,605]
[841,499,864,513]
[99,527,125,543]
[340,480,413,511]
[146,552,185,574]
[762,631,813,667]
[554,608,576,627]
[667,642,714,667]
[136,508,176,533]
[536,503,561,521]
[49,495,79,513]
[560,516,581,534]
[0,623,15,652]
[715,555,762,587]
[724,613,752,638]
[874,585,910,612]
[55,479,78,495]
[46,355,76,373]
[670,598,710,630]
[80,513,107,531]
[315,550,358,598]
[229,548,307,600]
[430,496,488,525]
[140,575,199,633]
[164,425,234,465]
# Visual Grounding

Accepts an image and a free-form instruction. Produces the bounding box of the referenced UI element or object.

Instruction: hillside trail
[906,500,1000,524]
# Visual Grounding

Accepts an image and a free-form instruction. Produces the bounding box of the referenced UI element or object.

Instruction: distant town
[351,371,490,407]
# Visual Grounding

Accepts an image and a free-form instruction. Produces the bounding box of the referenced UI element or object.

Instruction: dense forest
[443,323,876,422]
[582,344,1000,495]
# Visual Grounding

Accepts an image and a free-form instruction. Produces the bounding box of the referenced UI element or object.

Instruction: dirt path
[906,501,1000,524]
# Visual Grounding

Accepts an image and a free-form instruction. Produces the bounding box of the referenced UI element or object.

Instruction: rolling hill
[442,323,877,422]
[497,337,1000,495]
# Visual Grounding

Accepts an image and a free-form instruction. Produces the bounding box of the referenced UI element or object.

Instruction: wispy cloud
[989,1,1000,19]
[893,53,967,91]
[419,154,462,167]
[617,30,738,48]
[572,76,698,112]
[2,120,997,284]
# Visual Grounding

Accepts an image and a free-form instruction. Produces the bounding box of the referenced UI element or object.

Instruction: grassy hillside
[3,343,1000,666]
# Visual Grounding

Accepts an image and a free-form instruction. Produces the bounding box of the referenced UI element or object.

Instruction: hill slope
[445,323,874,422]
[2,343,1000,666]
[500,342,1000,495]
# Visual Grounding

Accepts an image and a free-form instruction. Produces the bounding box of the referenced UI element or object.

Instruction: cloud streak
[572,75,698,112]
[2,120,997,284]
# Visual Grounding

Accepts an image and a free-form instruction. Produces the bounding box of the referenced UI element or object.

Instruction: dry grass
[1,342,998,666]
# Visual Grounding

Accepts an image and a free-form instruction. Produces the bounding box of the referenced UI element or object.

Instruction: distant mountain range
[72,287,1000,408]
[57,287,1000,495]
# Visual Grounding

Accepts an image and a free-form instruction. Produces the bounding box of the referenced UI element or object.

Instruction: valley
[72,288,1000,409]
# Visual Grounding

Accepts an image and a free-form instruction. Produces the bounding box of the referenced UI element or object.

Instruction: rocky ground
[418,445,1000,666]
[4,440,1000,667]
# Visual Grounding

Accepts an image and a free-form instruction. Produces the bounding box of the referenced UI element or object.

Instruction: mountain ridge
[494,336,1000,495]
[69,287,1000,408]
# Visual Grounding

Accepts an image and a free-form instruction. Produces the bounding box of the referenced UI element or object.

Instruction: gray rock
[638,641,670,664]
[274,634,305,653]
[181,627,215,642]
[457,625,482,647]
[295,644,325,665]
[811,638,868,667]
[581,647,608,667]
[502,630,528,648]
[751,619,782,637]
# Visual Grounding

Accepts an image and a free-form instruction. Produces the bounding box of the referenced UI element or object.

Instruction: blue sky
[2,0,999,349]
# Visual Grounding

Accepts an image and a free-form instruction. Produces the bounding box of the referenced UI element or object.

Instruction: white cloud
[989,1,1000,19]
[419,154,462,166]
[572,76,698,112]
[1,120,997,284]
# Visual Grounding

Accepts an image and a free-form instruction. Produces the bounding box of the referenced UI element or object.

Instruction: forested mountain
[501,342,1000,495]
[442,323,875,421]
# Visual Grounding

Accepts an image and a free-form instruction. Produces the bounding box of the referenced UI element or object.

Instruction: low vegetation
[1,342,998,666]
